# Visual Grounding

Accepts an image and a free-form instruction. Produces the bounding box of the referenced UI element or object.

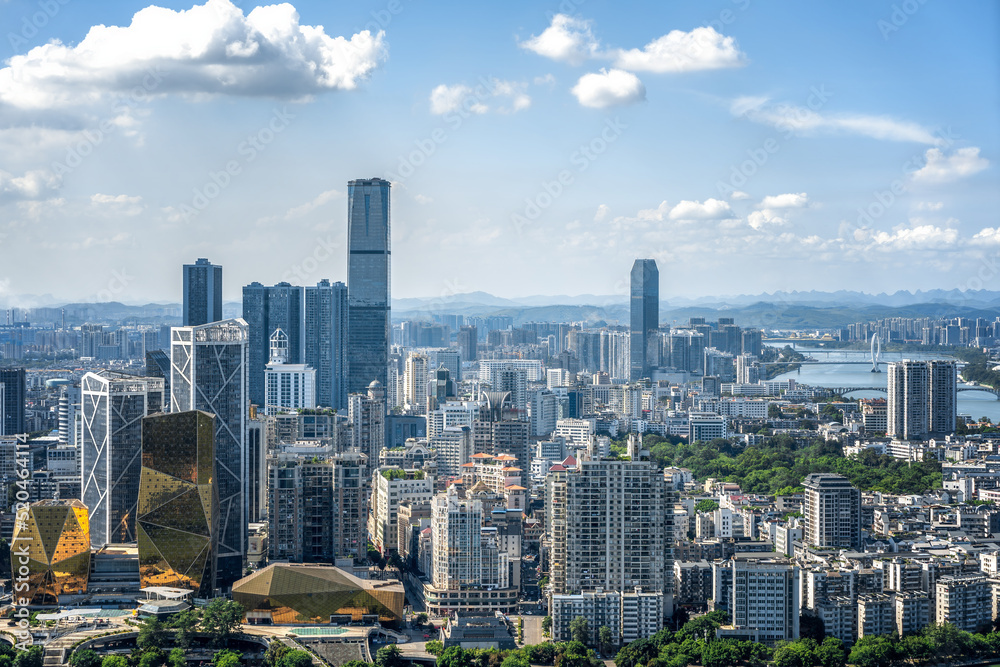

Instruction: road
[519,614,545,646]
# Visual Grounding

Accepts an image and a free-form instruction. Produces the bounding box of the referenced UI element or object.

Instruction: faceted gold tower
[11,499,91,606]
[137,410,218,596]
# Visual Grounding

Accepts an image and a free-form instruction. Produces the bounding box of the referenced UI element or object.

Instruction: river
[766,345,1000,423]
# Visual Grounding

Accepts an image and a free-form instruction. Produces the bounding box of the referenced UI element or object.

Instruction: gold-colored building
[232,564,404,625]
[137,410,218,596]
[11,499,90,606]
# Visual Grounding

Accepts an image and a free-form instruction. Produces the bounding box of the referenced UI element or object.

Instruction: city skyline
[0,0,996,304]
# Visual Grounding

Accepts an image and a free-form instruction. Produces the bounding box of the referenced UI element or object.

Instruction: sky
[0,0,997,306]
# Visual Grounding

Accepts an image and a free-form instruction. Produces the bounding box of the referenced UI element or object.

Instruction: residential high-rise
[803,473,861,550]
[0,368,25,436]
[629,259,659,381]
[304,279,348,409]
[722,555,800,644]
[263,329,316,416]
[347,178,391,394]
[170,319,248,588]
[81,370,164,547]
[887,360,957,440]
[182,258,223,326]
[935,574,992,632]
[458,325,478,362]
[349,381,386,464]
[137,410,218,596]
[242,282,304,408]
[403,352,429,415]
[368,467,435,554]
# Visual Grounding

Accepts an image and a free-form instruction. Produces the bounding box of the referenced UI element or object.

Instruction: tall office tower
[57,386,80,447]
[458,325,478,362]
[182,258,223,326]
[246,415,267,524]
[81,371,165,547]
[431,425,474,479]
[137,410,218,596]
[803,473,861,550]
[242,282,304,408]
[263,329,316,416]
[304,279,348,409]
[349,381,386,464]
[170,319,248,588]
[665,330,705,374]
[0,368,25,436]
[546,442,671,612]
[629,259,659,381]
[601,330,631,381]
[145,349,171,400]
[529,390,559,437]
[403,353,429,415]
[12,499,91,605]
[887,360,957,440]
[347,177,391,394]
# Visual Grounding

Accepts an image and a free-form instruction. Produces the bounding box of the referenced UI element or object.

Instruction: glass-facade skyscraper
[629,259,659,381]
[182,258,223,327]
[242,282,303,408]
[347,178,391,394]
[170,318,248,588]
[0,368,25,436]
[305,279,348,409]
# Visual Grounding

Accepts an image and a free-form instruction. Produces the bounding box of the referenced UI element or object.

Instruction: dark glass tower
[182,258,223,327]
[347,178,391,394]
[629,259,659,381]
[0,368,25,436]
[242,282,303,408]
[305,279,348,409]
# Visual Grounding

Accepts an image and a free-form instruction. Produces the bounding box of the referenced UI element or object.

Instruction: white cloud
[870,224,958,250]
[973,228,1000,245]
[668,198,732,220]
[518,14,600,65]
[760,192,808,209]
[0,169,60,201]
[747,209,787,230]
[415,194,433,205]
[91,193,142,205]
[612,27,744,73]
[283,189,341,219]
[533,74,556,87]
[594,204,609,222]
[914,201,944,211]
[429,79,530,115]
[729,190,751,200]
[0,0,386,112]
[911,147,989,184]
[734,98,940,144]
[90,193,144,216]
[571,69,645,109]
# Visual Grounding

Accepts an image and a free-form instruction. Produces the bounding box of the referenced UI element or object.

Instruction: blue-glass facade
[182,258,223,327]
[630,259,659,381]
[304,279,348,409]
[242,282,303,408]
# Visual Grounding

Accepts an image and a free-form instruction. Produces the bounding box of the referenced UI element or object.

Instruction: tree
[526,643,556,665]
[569,616,590,646]
[69,650,101,667]
[167,650,186,667]
[201,598,245,645]
[137,617,167,650]
[414,612,428,627]
[597,626,613,656]
[437,646,473,667]
[168,609,200,649]
[773,639,817,667]
[541,616,552,637]
[278,650,313,667]
[425,640,444,656]
[702,640,740,667]
[375,645,403,667]
[799,613,826,641]
[694,499,719,514]
[264,642,291,667]
[100,658,128,667]
[138,649,166,667]
[212,650,242,667]
[815,637,846,667]
[12,647,42,667]
[342,662,370,667]
[501,654,530,667]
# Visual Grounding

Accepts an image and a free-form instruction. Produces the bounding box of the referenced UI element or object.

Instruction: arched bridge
[832,386,1000,399]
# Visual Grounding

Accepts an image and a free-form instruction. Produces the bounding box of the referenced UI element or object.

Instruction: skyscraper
[182,258,223,326]
[137,410,218,596]
[0,368,25,436]
[349,381,386,464]
[630,259,659,381]
[242,282,304,408]
[81,371,165,547]
[887,360,957,440]
[304,279,348,409]
[347,177,391,394]
[263,329,316,416]
[170,319,248,588]
[803,473,861,550]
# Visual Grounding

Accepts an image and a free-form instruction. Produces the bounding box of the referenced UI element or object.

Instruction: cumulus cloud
[911,147,989,184]
[571,69,645,109]
[973,228,1000,245]
[612,27,745,72]
[429,79,530,115]
[90,193,144,216]
[747,209,787,230]
[518,14,600,65]
[760,192,808,209]
[668,198,732,220]
[0,169,60,201]
[729,190,751,200]
[415,194,433,205]
[594,204,609,222]
[733,98,941,144]
[0,0,386,111]
[870,224,958,250]
[914,201,944,211]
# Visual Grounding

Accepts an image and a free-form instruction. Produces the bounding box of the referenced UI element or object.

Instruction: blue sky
[0,0,996,305]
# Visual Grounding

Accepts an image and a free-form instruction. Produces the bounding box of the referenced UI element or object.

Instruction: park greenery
[642,433,942,495]
[432,641,604,667]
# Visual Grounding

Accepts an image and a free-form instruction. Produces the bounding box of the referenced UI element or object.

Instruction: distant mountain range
[3,290,998,329]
